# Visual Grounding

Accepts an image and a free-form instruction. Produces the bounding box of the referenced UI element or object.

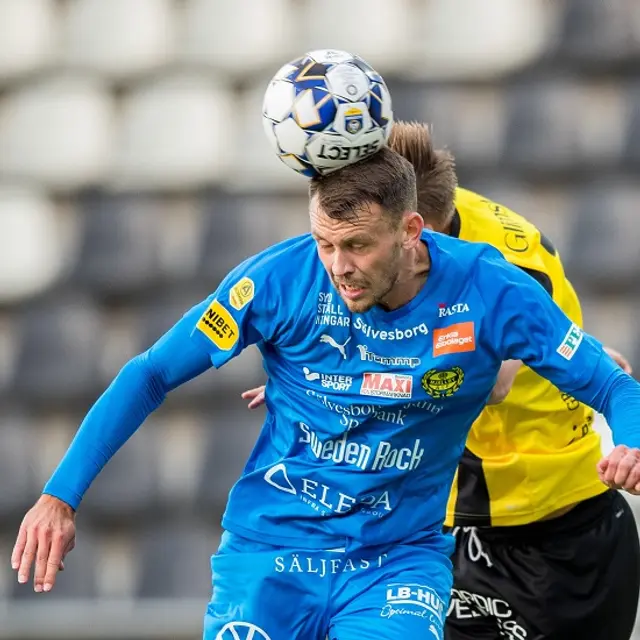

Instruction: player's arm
[12,259,283,593]
[480,252,640,489]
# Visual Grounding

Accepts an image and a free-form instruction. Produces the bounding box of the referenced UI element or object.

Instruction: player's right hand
[242,385,266,409]
[11,494,76,593]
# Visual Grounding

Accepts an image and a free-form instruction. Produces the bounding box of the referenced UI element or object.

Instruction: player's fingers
[248,391,266,409]
[623,463,640,494]
[614,450,640,488]
[11,525,27,570]
[42,533,67,592]
[603,446,628,485]
[33,529,53,592]
[17,529,38,585]
[241,386,263,400]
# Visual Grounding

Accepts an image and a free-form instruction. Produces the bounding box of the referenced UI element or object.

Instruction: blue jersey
[43,230,640,549]
[187,230,636,548]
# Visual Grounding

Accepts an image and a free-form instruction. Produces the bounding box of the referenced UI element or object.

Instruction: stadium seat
[564,182,640,296]
[415,0,551,80]
[81,421,164,524]
[623,81,640,168]
[9,525,99,600]
[0,0,58,81]
[301,0,414,75]
[110,74,234,190]
[134,523,217,598]
[0,185,64,303]
[182,0,297,77]
[413,85,507,170]
[502,80,624,175]
[11,294,104,405]
[61,0,175,80]
[0,417,39,523]
[553,0,640,67]
[196,410,262,511]
[0,76,113,190]
[69,191,164,297]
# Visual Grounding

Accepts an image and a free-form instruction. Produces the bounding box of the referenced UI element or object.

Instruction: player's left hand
[597,445,640,495]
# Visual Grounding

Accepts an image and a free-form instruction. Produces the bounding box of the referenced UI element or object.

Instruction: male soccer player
[11,147,640,640]
[243,121,640,640]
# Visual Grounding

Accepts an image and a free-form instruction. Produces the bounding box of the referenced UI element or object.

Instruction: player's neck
[379,242,431,311]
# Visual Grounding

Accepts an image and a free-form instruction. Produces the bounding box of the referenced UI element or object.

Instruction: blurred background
[0,0,639,638]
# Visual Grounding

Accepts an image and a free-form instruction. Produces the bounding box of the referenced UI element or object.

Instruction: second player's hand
[11,494,76,592]
[604,346,633,375]
[598,445,640,495]
[242,385,266,409]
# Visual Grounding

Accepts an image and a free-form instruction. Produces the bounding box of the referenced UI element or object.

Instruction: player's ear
[402,211,424,247]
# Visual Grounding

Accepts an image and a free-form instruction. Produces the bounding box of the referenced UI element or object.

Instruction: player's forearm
[569,354,640,448]
[598,371,640,448]
[42,352,168,509]
[42,302,213,510]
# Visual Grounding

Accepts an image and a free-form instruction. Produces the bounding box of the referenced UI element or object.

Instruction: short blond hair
[388,121,458,228]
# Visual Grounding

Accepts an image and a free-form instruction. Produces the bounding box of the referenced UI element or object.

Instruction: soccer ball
[262,49,393,178]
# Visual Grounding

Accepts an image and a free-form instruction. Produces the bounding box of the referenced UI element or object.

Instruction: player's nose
[331,250,354,278]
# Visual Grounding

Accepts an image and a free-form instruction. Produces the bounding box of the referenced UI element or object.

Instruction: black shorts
[445,490,640,640]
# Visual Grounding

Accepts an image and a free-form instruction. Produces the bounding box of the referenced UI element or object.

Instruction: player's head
[308,146,424,313]
[388,121,458,233]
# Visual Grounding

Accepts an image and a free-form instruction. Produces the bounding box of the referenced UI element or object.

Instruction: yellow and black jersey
[445,187,606,527]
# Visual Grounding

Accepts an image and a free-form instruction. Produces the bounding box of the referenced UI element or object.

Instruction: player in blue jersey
[12,147,640,640]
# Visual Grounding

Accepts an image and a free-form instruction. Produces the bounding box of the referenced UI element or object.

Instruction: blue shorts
[203,530,454,640]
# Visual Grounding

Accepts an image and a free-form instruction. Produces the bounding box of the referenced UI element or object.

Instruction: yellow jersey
[445,187,607,527]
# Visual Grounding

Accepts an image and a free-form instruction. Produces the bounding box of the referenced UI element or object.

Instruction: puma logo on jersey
[320,334,351,359]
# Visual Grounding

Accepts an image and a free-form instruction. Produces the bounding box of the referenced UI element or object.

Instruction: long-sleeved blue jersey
[43,231,640,549]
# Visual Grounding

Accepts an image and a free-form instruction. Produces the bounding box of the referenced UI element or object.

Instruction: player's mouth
[339,283,366,300]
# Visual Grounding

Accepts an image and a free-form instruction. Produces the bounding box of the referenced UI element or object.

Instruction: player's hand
[241,385,266,409]
[11,494,76,592]
[597,445,640,495]
[486,360,522,405]
[604,346,633,375]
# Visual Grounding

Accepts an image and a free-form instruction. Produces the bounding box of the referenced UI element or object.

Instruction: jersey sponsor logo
[360,372,413,399]
[421,367,464,399]
[381,584,446,628]
[274,549,388,578]
[356,345,421,368]
[447,589,528,639]
[215,622,271,640]
[316,291,350,327]
[298,422,424,472]
[228,276,254,310]
[433,322,475,356]
[196,300,239,350]
[482,198,531,253]
[438,302,470,318]
[561,392,580,411]
[264,463,392,517]
[556,323,583,360]
[320,333,351,359]
[353,317,428,341]
[304,389,443,429]
[303,367,353,391]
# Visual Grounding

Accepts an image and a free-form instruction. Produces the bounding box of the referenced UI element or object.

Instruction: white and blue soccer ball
[262,49,394,178]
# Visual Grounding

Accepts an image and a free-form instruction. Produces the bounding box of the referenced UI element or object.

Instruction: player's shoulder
[454,187,559,268]
[221,233,318,287]
[428,229,521,289]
